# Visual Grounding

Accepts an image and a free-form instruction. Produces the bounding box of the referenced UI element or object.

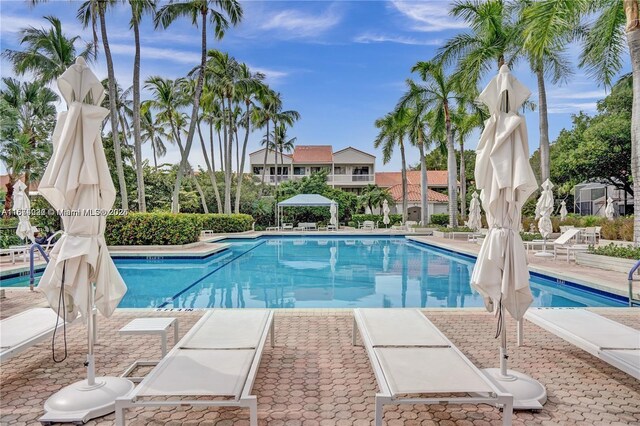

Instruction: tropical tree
[2,15,94,84]
[271,122,297,213]
[144,76,188,155]
[199,80,224,212]
[78,0,128,210]
[129,0,156,212]
[155,0,243,213]
[140,103,169,170]
[374,108,410,222]
[358,184,394,213]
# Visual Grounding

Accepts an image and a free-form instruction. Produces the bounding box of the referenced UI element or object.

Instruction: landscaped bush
[520,232,543,241]
[619,217,634,241]
[430,213,449,226]
[588,243,640,260]
[437,226,473,232]
[0,232,22,249]
[351,214,402,227]
[106,213,200,246]
[197,214,254,233]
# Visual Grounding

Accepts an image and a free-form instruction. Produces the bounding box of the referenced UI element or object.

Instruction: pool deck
[407,236,631,299]
[1,289,638,425]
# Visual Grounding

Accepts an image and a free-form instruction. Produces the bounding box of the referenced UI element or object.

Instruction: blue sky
[0,1,631,174]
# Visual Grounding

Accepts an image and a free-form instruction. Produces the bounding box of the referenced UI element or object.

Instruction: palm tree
[271,122,296,223]
[144,76,188,155]
[374,108,410,223]
[155,0,243,213]
[78,0,128,210]
[199,81,223,212]
[140,103,169,170]
[407,61,460,227]
[2,15,94,84]
[129,0,156,212]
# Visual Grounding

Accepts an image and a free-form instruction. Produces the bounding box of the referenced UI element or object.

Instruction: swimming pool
[1,236,625,308]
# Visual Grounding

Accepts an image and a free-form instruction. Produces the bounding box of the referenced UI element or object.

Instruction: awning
[277,194,337,207]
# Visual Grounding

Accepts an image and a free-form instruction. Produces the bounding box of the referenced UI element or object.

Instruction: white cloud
[109,43,201,65]
[548,102,598,114]
[354,33,442,46]
[389,1,467,32]
[547,89,606,100]
[247,65,289,83]
[260,7,341,38]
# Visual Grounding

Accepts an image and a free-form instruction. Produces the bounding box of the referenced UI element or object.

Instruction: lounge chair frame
[115,310,274,426]
[352,309,513,426]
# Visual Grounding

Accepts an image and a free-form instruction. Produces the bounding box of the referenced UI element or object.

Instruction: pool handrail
[29,243,49,291]
[628,259,640,307]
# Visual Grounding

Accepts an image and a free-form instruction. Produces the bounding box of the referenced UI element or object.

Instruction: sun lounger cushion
[1,308,62,350]
[135,349,255,397]
[374,347,494,394]
[181,310,270,350]
[358,309,450,347]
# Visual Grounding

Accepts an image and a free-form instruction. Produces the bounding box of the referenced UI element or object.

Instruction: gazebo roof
[278,194,337,207]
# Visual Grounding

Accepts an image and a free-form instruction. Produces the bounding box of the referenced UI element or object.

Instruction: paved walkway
[1,289,638,425]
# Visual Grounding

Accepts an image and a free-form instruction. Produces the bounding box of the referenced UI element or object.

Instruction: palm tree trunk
[399,138,408,223]
[536,66,550,182]
[132,10,146,212]
[418,139,429,225]
[208,121,223,212]
[274,135,279,225]
[459,138,466,221]
[192,173,209,214]
[445,105,458,227]
[235,103,252,213]
[151,138,158,170]
[217,128,224,175]
[171,10,207,213]
[99,7,128,210]
[627,23,640,244]
[260,120,270,187]
[224,97,234,214]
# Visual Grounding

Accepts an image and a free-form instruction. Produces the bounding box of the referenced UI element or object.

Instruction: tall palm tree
[155,0,243,213]
[140,102,169,170]
[408,61,460,227]
[199,81,223,212]
[129,0,156,212]
[374,108,410,223]
[2,15,94,84]
[271,122,296,224]
[144,76,188,154]
[78,0,128,210]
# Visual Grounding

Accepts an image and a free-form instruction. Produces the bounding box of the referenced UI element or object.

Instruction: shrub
[437,226,474,232]
[600,220,619,240]
[197,214,254,233]
[520,232,543,241]
[588,243,640,260]
[351,214,402,227]
[430,214,449,226]
[106,213,200,246]
[0,232,22,249]
[618,217,633,242]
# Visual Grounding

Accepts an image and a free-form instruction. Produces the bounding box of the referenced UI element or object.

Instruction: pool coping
[405,236,629,301]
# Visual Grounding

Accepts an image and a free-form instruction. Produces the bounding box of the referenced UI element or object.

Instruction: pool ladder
[29,243,49,291]
[629,259,640,307]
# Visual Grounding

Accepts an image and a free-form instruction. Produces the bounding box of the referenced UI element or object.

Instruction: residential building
[573,181,633,217]
[375,170,453,220]
[249,145,376,193]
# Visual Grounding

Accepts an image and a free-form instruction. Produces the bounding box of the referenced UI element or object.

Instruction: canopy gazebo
[277,194,338,228]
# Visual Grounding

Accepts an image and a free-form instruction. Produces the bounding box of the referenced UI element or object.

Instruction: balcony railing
[256,174,374,184]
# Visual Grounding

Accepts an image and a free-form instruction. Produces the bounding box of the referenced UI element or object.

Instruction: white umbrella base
[481,368,547,410]
[40,377,134,425]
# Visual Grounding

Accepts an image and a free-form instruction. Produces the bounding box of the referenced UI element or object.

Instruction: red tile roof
[292,145,333,163]
[375,170,452,187]
[387,184,449,203]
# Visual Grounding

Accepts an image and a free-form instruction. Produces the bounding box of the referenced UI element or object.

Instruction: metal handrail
[29,243,49,291]
[628,259,640,307]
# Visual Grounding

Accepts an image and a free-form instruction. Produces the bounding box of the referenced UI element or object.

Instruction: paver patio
[1,289,638,425]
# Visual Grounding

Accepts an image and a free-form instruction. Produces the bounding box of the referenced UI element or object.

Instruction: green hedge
[589,243,640,260]
[430,213,449,226]
[196,214,254,233]
[106,213,200,246]
[351,214,403,227]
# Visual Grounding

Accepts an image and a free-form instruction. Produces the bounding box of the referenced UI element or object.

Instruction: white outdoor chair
[352,309,513,426]
[552,228,584,261]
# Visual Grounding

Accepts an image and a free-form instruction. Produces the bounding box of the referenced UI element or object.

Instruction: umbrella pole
[87,285,96,386]
[499,304,509,378]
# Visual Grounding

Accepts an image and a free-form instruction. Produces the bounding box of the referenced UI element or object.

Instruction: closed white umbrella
[467,191,482,231]
[365,205,372,215]
[37,57,133,424]
[559,200,568,221]
[13,179,38,242]
[605,197,615,220]
[382,199,390,227]
[534,179,554,257]
[329,246,337,273]
[383,244,390,272]
[471,65,546,409]
[330,202,338,227]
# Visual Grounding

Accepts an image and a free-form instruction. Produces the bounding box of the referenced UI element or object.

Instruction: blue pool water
[1,236,625,308]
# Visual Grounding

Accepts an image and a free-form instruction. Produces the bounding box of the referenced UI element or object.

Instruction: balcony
[255,174,374,185]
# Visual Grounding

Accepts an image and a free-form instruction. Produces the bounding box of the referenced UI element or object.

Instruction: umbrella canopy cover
[13,180,38,242]
[535,179,554,239]
[605,197,615,220]
[330,203,338,226]
[560,201,568,221]
[383,200,390,225]
[467,192,482,231]
[37,57,126,320]
[471,65,538,321]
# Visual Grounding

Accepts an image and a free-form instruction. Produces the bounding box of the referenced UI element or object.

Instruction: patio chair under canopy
[471,65,546,409]
[37,57,133,423]
[13,179,38,242]
[534,179,554,257]
[277,194,338,229]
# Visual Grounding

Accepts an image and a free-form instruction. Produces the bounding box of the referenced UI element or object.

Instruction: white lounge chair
[282,223,293,231]
[115,309,274,426]
[524,308,640,380]
[1,308,75,362]
[352,309,513,426]
[360,220,375,231]
[552,228,585,261]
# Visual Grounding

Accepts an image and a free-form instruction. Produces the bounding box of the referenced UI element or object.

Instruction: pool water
[1,236,625,309]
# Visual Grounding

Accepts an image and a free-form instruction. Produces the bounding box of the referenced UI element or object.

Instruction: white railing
[254,174,375,184]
